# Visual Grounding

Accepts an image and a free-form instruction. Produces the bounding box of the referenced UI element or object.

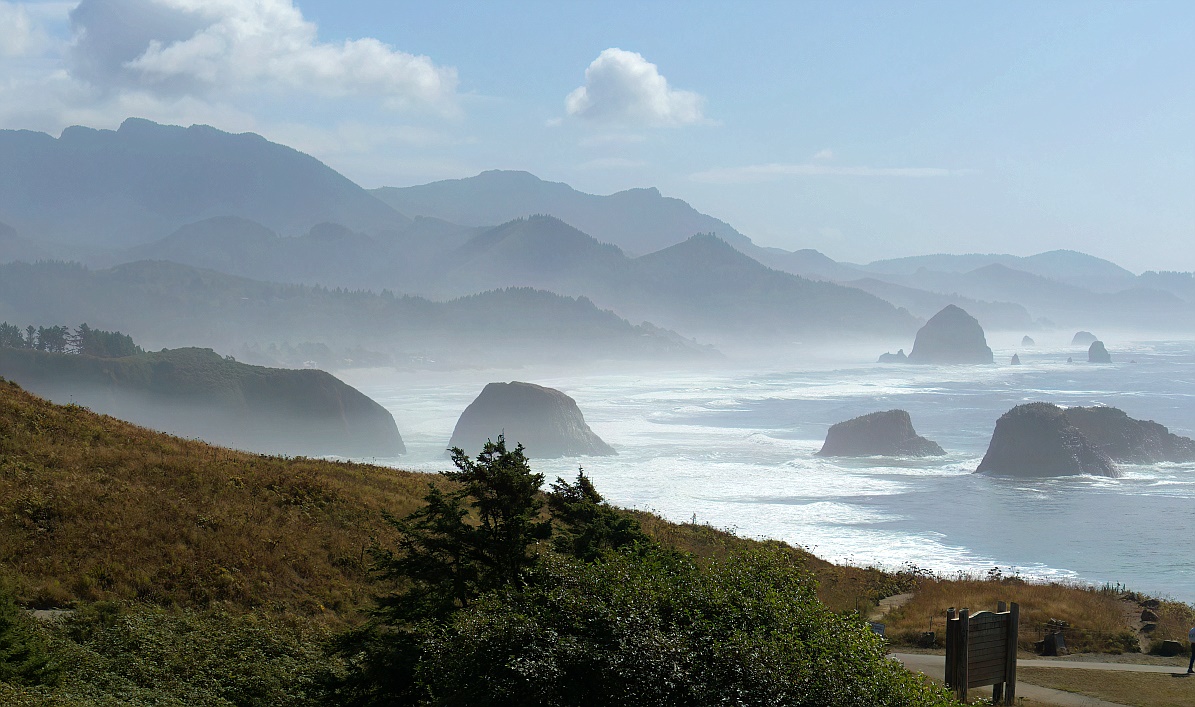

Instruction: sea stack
[1064,407,1195,464]
[976,403,1118,478]
[449,381,615,458]
[1072,331,1098,346]
[877,349,908,363]
[817,410,945,457]
[1010,354,1021,365]
[1088,341,1112,363]
[1021,336,1035,346]
[907,305,994,364]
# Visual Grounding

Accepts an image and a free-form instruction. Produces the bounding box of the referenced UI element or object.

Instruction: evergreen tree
[548,469,647,561]
[0,588,58,686]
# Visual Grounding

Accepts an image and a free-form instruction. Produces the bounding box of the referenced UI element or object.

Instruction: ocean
[340,333,1195,603]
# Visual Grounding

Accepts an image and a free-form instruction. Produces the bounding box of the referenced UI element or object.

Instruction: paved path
[890,652,1190,707]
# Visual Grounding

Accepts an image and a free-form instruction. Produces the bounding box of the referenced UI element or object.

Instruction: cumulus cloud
[690,162,973,184]
[67,0,458,112]
[565,48,704,126]
[0,2,46,57]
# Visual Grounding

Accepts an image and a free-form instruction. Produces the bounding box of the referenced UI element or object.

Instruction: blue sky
[1,0,1192,271]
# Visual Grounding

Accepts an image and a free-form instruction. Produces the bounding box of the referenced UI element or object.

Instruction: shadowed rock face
[907,305,993,364]
[1064,407,1195,464]
[449,381,615,459]
[1088,341,1112,363]
[817,410,945,457]
[1072,331,1098,346]
[976,403,1117,478]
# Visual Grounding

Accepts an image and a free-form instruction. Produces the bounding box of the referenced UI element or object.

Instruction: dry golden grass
[884,577,1136,652]
[1018,667,1195,707]
[0,378,431,619]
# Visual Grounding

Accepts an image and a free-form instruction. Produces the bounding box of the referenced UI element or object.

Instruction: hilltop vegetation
[0,383,955,705]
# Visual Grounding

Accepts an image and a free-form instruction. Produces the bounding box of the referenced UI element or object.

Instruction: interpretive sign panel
[944,602,1019,704]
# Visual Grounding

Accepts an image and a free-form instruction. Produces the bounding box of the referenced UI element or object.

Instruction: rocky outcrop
[817,410,945,457]
[907,305,994,364]
[1022,336,1035,346]
[1072,331,1098,346]
[1088,341,1112,363]
[449,381,615,458]
[1064,406,1195,463]
[1010,354,1021,365]
[976,403,1117,478]
[878,349,907,363]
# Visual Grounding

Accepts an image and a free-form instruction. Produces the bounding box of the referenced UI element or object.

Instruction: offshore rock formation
[907,305,994,364]
[877,349,908,363]
[976,403,1117,478]
[1088,341,1112,363]
[817,410,945,457]
[1072,331,1098,346]
[1064,406,1195,464]
[1010,354,1021,365]
[1022,336,1035,346]
[449,381,615,458]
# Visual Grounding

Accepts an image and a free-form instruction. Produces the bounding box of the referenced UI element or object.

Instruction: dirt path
[891,652,1192,707]
[869,592,914,622]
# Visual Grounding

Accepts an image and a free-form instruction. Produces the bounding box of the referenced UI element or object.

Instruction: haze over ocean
[345,333,1195,603]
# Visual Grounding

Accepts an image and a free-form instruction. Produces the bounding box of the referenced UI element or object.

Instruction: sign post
[945,602,1019,704]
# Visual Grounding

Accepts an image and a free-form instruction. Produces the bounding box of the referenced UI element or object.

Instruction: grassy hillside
[0,378,423,615]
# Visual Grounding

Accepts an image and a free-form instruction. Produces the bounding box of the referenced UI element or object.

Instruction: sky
[0,0,1192,272]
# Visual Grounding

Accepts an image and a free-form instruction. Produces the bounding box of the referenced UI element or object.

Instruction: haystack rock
[1072,331,1098,346]
[1021,335,1035,346]
[817,410,945,457]
[1064,407,1195,464]
[976,403,1118,478]
[907,305,994,364]
[449,381,615,458]
[877,349,907,363]
[1088,341,1112,363]
[1010,354,1021,365]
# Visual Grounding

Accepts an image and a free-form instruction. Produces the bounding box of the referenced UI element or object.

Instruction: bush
[416,547,955,707]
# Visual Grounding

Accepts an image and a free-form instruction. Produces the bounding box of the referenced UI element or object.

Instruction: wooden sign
[945,601,1019,704]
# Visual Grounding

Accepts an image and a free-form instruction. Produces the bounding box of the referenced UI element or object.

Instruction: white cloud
[0,2,50,57]
[690,162,975,184]
[65,0,458,113]
[812,148,834,161]
[565,48,704,126]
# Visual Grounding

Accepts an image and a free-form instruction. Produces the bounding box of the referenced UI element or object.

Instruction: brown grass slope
[0,378,427,616]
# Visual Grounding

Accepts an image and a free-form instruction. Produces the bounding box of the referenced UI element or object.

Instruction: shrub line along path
[891,652,1192,707]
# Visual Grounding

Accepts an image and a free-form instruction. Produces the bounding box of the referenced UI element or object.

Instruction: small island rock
[1064,406,1195,463]
[449,381,615,458]
[976,403,1118,478]
[1072,331,1098,346]
[878,349,907,363]
[1088,341,1112,363]
[1022,336,1035,346]
[817,409,945,457]
[907,305,994,364]
[1010,354,1021,365]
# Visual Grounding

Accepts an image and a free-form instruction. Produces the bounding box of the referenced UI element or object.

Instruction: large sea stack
[817,410,945,457]
[1088,341,1112,363]
[449,381,615,458]
[976,403,1117,478]
[1072,331,1098,346]
[907,305,994,364]
[1064,407,1195,464]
